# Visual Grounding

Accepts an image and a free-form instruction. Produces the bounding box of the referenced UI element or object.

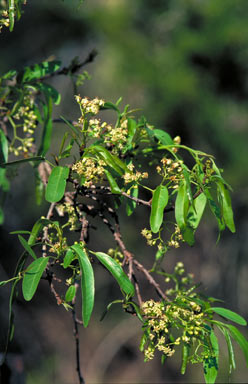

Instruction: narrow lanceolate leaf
[71,244,95,327]
[45,166,69,203]
[38,97,53,156]
[175,181,187,230]
[65,285,76,302]
[28,218,51,246]
[63,248,75,269]
[216,182,235,233]
[22,257,49,301]
[219,326,236,373]
[226,324,248,367]
[126,185,138,216]
[0,156,45,167]
[18,235,37,260]
[104,169,121,194]
[204,188,225,233]
[150,185,169,233]
[181,343,190,374]
[0,129,8,163]
[175,181,194,245]
[187,193,207,230]
[95,252,135,297]
[211,307,247,326]
[203,330,219,384]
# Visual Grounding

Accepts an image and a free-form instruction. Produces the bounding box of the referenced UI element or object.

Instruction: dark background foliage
[0,0,248,382]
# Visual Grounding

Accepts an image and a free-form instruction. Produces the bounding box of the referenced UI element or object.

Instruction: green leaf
[8,0,15,31]
[175,181,194,245]
[123,118,137,151]
[182,225,195,246]
[216,182,235,233]
[218,326,236,373]
[89,145,126,175]
[104,169,121,194]
[153,129,174,145]
[65,285,76,302]
[21,61,61,82]
[0,168,10,192]
[187,193,207,230]
[175,181,187,230]
[181,343,190,374]
[60,115,80,137]
[1,69,17,80]
[45,166,69,203]
[126,185,138,216]
[38,97,53,156]
[203,330,219,384]
[0,156,45,168]
[22,257,49,301]
[211,307,247,326]
[28,218,51,246]
[0,130,8,163]
[226,324,248,367]
[182,166,194,206]
[71,244,95,327]
[95,252,135,297]
[18,235,37,260]
[63,248,75,268]
[35,83,61,105]
[150,185,169,233]
[101,101,120,113]
[204,188,225,233]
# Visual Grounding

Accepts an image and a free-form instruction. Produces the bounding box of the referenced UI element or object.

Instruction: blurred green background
[1,0,248,383]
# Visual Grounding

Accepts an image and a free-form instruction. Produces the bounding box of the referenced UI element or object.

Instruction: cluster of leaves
[0,38,246,384]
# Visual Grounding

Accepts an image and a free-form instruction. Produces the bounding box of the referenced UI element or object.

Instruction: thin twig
[133,259,168,301]
[121,191,151,207]
[72,306,85,384]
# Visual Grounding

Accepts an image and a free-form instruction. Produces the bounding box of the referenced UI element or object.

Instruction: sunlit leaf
[22,257,49,301]
[150,185,169,233]
[0,129,8,163]
[216,181,235,233]
[95,252,135,297]
[18,235,37,260]
[187,193,207,230]
[211,307,247,326]
[105,169,121,194]
[153,129,174,145]
[126,185,138,216]
[226,324,248,367]
[181,343,190,374]
[45,166,69,203]
[63,248,75,268]
[203,330,219,384]
[21,61,61,82]
[65,285,76,302]
[71,244,95,327]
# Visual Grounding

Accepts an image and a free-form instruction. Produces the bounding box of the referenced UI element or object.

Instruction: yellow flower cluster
[123,166,148,184]
[167,225,183,248]
[57,202,80,231]
[103,119,128,152]
[72,157,106,188]
[156,158,184,189]
[75,95,104,115]
[141,294,207,363]
[9,92,37,157]
[0,10,9,31]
